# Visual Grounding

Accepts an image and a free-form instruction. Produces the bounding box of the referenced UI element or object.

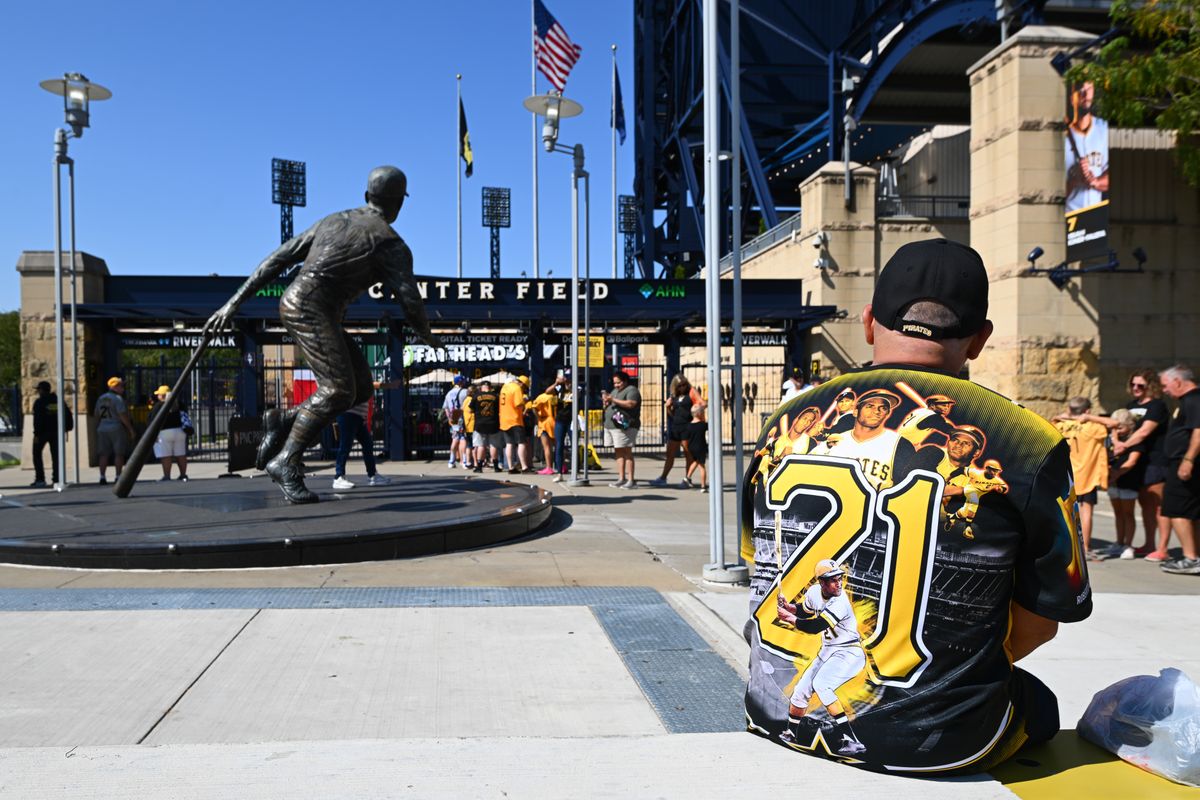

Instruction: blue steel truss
[633,0,1106,279]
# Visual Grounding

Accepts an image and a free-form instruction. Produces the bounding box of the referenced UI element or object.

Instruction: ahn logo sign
[639,283,686,300]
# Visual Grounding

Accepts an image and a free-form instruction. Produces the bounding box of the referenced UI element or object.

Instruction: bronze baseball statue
[203,166,442,504]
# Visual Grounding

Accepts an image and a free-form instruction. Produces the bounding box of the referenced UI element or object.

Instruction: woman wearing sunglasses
[1087,370,1171,560]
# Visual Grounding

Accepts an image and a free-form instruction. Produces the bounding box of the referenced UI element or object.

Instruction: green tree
[1068,0,1200,186]
[0,312,17,387]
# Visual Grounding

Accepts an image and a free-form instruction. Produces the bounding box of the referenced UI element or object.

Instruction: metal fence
[260,363,391,464]
[876,194,969,220]
[123,361,243,463]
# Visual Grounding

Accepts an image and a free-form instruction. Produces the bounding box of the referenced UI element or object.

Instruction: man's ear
[965,320,994,360]
[862,304,876,346]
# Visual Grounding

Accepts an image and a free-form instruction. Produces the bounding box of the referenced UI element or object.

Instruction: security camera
[813,231,830,249]
[1026,246,1044,265]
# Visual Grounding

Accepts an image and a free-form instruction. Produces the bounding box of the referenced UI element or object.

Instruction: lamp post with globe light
[523,92,592,486]
[39,73,111,490]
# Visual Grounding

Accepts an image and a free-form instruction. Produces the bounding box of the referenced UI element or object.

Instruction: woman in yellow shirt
[530,384,559,475]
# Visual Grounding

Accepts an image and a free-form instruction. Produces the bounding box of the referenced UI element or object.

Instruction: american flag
[534,0,582,92]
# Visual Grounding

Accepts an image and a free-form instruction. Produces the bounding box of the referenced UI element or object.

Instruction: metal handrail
[718,211,802,274]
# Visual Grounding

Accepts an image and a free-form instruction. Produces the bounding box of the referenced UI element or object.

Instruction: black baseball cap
[872,239,988,340]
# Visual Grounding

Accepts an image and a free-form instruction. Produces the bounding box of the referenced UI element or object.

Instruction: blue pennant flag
[612,63,627,145]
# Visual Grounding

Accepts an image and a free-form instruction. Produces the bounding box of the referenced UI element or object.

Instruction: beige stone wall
[968,26,1101,419]
[17,251,109,474]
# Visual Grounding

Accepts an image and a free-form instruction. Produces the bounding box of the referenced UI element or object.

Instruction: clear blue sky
[0,1,635,313]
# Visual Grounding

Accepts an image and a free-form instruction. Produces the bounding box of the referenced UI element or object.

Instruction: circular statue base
[0,474,553,570]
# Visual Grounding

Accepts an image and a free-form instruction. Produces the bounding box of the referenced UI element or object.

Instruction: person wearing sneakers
[470,379,504,473]
[650,373,703,487]
[685,403,709,492]
[602,370,641,488]
[331,395,391,491]
[148,385,190,482]
[1160,365,1200,575]
[1105,409,1144,560]
[443,375,470,469]
[500,375,532,473]
[94,376,136,485]
[530,380,559,475]
[552,373,573,480]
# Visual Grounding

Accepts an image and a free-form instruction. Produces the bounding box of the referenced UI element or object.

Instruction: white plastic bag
[1078,668,1200,787]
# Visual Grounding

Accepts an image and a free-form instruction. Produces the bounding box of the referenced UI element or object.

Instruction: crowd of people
[1051,366,1200,574]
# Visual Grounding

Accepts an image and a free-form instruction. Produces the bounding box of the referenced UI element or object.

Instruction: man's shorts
[604,426,638,449]
[154,427,187,459]
[449,423,466,441]
[502,426,528,446]
[1107,485,1138,501]
[1077,489,1098,505]
[95,426,128,459]
[473,431,505,450]
[1144,463,1169,487]
[1163,462,1200,519]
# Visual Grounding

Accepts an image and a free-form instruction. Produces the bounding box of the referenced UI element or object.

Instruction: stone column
[968,26,1099,418]
[797,161,879,374]
[17,251,109,477]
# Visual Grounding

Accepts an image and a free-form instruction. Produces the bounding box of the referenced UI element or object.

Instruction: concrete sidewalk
[0,456,1196,798]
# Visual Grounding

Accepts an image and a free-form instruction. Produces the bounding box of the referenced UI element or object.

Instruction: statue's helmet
[366,166,409,201]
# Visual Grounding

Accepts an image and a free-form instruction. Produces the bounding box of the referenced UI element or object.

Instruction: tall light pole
[523,92,589,486]
[702,2,747,584]
[39,73,111,491]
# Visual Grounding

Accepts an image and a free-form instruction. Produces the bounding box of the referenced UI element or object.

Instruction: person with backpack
[442,375,470,469]
[30,380,70,488]
[148,385,192,482]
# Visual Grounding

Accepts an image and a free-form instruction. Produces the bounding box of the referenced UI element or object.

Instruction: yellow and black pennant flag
[459,98,474,178]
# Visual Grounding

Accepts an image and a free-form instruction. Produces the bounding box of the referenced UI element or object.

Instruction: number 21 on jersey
[754,454,941,688]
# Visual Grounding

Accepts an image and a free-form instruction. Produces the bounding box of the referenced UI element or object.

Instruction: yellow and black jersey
[741,364,1091,774]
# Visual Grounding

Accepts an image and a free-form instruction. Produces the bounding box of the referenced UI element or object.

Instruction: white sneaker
[1119,546,1136,560]
[332,476,355,491]
[447,460,457,468]
[368,474,393,486]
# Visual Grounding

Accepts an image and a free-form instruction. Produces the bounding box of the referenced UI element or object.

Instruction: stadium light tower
[271,158,306,244]
[40,72,111,490]
[481,187,512,279]
[618,194,638,279]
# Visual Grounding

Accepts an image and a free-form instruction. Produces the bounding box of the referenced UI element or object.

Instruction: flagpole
[531,0,541,279]
[457,73,463,279]
[610,44,618,373]
[611,44,617,282]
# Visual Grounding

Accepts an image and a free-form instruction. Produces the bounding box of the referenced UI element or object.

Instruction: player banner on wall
[1065,81,1110,261]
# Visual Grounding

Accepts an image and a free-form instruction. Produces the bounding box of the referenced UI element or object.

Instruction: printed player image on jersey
[741,366,1092,774]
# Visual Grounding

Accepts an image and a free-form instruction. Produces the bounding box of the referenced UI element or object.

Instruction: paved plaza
[0,453,1195,798]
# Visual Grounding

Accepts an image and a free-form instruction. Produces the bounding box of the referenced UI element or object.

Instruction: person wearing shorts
[602,370,641,488]
[1106,409,1144,559]
[443,375,469,468]
[148,385,189,482]
[649,373,702,487]
[1160,366,1200,575]
[500,375,531,473]
[94,376,136,485]
[1053,396,1109,560]
[470,379,504,472]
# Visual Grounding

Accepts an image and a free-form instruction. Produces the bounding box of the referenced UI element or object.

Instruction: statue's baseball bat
[113,332,213,498]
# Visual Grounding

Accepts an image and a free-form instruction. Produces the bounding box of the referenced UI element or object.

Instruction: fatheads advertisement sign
[405,333,530,366]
